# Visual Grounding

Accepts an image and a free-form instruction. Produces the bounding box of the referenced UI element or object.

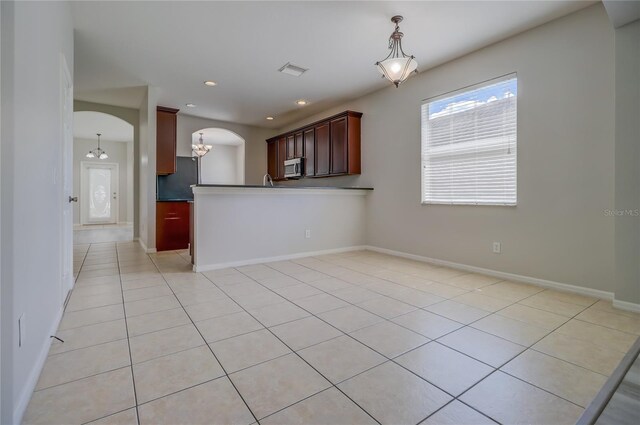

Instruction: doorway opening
[73,111,134,243]
[192,128,245,185]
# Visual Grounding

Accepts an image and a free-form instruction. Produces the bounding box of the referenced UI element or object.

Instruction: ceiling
[74,111,134,142]
[71,1,596,129]
[193,128,245,146]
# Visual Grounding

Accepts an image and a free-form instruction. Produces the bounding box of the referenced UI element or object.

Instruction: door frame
[80,161,119,225]
[60,54,74,300]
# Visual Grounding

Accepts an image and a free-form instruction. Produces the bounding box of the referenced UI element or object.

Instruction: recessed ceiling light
[186,103,196,107]
[266,116,274,121]
[296,100,308,106]
[204,81,217,87]
[278,62,308,77]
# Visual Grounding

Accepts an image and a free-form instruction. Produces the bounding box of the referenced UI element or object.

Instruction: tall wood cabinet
[266,111,362,180]
[156,106,180,175]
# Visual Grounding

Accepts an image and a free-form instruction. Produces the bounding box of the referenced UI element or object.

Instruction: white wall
[614,19,640,306]
[0,1,74,422]
[73,139,132,224]
[199,143,243,185]
[138,86,158,251]
[176,113,271,185]
[193,187,368,270]
[274,5,617,298]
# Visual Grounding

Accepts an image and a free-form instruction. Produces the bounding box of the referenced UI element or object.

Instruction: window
[421,75,517,205]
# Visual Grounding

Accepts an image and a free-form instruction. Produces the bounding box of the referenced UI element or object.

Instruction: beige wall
[614,19,640,305]
[272,5,617,296]
[1,1,74,422]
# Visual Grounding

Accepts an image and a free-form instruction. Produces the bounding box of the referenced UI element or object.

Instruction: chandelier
[375,15,418,87]
[192,132,213,184]
[192,132,213,157]
[86,133,108,159]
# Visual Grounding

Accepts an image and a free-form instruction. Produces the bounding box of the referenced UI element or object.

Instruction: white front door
[60,55,74,300]
[81,162,119,225]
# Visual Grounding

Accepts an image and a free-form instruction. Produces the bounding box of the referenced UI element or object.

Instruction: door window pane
[88,168,111,219]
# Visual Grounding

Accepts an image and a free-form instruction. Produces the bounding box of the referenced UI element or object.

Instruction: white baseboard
[193,245,367,272]
[364,245,614,301]
[137,238,156,254]
[14,306,64,424]
[613,298,640,313]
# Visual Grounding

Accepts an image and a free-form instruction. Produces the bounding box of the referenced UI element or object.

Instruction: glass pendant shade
[86,152,95,158]
[375,16,418,87]
[99,153,108,159]
[377,56,418,87]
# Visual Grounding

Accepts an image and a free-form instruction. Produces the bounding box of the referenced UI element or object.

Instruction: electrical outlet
[492,242,502,254]
[305,229,311,239]
[18,313,25,347]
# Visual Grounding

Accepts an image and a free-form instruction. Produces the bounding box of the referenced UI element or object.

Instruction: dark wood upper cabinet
[267,140,277,179]
[277,137,287,179]
[266,110,362,179]
[303,128,315,177]
[286,135,295,159]
[156,106,179,175]
[294,132,304,158]
[315,122,331,176]
[330,117,348,175]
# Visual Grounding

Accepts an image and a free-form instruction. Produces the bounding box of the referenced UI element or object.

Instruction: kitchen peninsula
[190,184,372,271]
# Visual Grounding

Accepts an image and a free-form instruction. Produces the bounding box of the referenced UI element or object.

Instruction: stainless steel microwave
[284,158,303,179]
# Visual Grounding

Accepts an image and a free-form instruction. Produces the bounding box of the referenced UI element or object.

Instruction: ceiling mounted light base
[375,15,418,87]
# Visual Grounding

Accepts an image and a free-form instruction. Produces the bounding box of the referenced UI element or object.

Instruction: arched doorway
[192,128,245,185]
[73,111,134,242]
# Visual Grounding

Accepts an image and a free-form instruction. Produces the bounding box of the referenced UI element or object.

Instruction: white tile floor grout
[23,241,640,425]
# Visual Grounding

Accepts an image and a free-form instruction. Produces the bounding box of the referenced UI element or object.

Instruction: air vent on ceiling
[278,62,308,77]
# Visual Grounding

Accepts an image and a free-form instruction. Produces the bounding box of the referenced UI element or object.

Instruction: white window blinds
[421,75,517,205]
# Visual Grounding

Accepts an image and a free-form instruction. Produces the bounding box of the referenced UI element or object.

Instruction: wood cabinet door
[267,141,277,178]
[330,116,348,175]
[277,137,287,179]
[156,108,178,174]
[294,132,304,158]
[315,123,330,176]
[286,135,295,159]
[156,202,190,251]
[303,128,315,176]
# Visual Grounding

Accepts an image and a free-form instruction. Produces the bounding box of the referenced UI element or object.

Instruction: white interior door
[81,162,119,224]
[60,55,74,299]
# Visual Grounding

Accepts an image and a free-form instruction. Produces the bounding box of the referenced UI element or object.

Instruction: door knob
[68,196,78,203]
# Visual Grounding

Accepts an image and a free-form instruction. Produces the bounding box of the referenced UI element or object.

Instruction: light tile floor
[24,243,640,425]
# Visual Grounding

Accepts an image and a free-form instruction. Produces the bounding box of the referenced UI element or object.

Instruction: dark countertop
[157,198,193,202]
[193,184,373,191]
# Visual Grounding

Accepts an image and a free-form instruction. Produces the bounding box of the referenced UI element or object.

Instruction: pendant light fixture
[375,15,418,87]
[86,133,108,159]
[192,132,213,184]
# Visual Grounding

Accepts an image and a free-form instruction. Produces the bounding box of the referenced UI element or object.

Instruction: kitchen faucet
[263,173,274,187]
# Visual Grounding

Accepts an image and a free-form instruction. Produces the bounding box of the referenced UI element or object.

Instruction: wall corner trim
[13,306,65,424]
[612,298,640,313]
[138,238,157,254]
[364,245,614,301]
